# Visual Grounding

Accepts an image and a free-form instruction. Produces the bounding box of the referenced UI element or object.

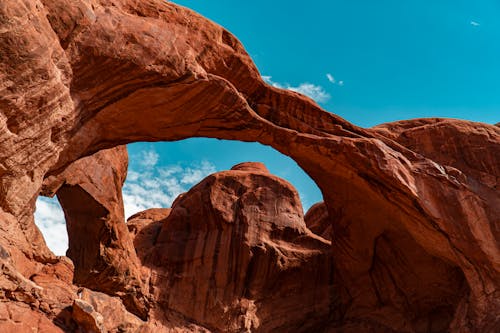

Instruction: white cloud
[298,191,310,213]
[122,160,216,219]
[140,149,159,168]
[261,75,273,82]
[288,83,331,103]
[263,76,331,103]
[262,76,284,89]
[34,197,68,256]
[180,161,216,185]
[127,170,140,182]
[470,20,480,27]
[326,73,345,87]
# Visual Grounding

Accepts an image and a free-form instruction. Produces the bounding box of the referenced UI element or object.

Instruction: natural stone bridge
[0,0,498,331]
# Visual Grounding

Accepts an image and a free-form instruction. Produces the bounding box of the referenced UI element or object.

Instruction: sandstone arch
[0,0,498,331]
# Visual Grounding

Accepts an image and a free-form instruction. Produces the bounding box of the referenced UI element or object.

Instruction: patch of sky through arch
[124,139,322,218]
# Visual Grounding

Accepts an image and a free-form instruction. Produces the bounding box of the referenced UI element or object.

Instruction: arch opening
[34,138,323,256]
[33,138,327,322]
[34,196,67,256]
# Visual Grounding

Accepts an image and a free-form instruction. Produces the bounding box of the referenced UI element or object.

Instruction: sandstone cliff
[0,0,498,332]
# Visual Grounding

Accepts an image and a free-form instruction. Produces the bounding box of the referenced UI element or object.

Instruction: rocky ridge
[0,0,498,332]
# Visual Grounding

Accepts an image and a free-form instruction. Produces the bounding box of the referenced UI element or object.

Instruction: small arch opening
[34,196,67,256]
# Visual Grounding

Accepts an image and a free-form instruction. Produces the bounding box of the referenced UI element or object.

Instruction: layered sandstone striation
[0,0,498,332]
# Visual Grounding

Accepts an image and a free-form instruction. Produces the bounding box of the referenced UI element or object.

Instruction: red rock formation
[145,162,332,332]
[0,249,73,332]
[372,119,500,331]
[0,0,498,332]
[73,288,145,333]
[42,146,149,319]
[304,202,331,241]
[127,208,171,262]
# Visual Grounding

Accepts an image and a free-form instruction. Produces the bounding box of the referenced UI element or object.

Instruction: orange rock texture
[0,0,498,332]
[146,162,332,332]
[42,146,149,319]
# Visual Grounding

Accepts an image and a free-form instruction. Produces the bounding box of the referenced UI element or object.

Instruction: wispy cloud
[34,197,68,256]
[180,161,216,184]
[123,150,216,218]
[326,73,344,87]
[470,20,480,27]
[140,149,159,168]
[288,83,331,103]
[262,76,331,103]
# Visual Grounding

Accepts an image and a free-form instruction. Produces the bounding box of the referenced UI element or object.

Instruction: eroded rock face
[0,0,498,332]
[305,182,469,332]
[304,202,331,241]
[373,119,500,331]
[42,145,149,319]
[146,162,332,332]
[127,208,171,263]
[76,288,145,333]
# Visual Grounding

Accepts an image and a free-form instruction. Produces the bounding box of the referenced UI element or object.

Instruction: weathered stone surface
[72,298,105,333]
[0,0,498,332]
[0,242,75,332]
[0,302,66,333]
[372,119,500,331]
[304,202,331,241]
[146,162,333,332]
[43,145,149,319]
[127,208,171,262]
[29,257,76,312]
[78,288,145,333]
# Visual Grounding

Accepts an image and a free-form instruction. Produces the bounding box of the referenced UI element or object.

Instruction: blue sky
[175,0,499,126]
[36,1,499,254]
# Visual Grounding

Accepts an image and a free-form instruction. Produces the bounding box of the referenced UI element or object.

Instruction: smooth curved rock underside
[0,0,498,332]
